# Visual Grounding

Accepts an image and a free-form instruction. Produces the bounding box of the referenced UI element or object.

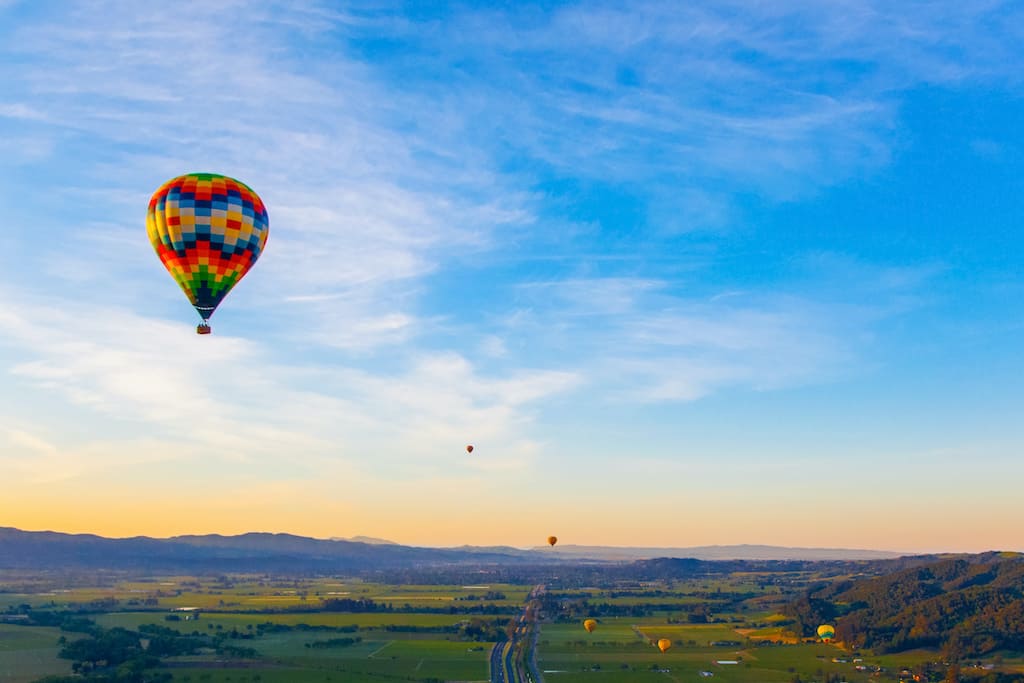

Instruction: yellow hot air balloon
[583,619,597,633]
[817,624,836,642]
[547,536,558,547]
[657,638,672,653]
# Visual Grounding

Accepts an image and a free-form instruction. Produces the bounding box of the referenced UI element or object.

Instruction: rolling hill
[0,527,905,573]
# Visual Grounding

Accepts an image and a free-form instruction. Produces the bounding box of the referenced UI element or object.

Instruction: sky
[1,0,1022,553]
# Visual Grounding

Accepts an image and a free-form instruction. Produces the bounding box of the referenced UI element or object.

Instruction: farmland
[0,624,74,683]
[531,570,1024,683]
[0,574,508,683]
[1,564,1022,683]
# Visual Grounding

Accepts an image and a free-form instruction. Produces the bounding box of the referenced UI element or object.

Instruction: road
[489,584,544,683]
[489,640,514,683]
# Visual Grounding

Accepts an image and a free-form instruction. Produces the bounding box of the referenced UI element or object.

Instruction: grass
[1,579,531,612]
[0,624,73,683]
[95,610,471,632]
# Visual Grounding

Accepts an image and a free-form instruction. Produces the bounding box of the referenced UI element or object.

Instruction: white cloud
[347,0,1020,211]
[0,102,50,121]
[0,286,576,482]
[0,3,959,406]
[3,428,58,455]
[500,272,918,403]
[0,0,1019,550]
[0,428,184,485]
[0,0,535,353]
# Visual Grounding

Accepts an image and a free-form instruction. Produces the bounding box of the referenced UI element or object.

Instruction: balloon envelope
[817,624,836,641]
[147,173,269,328]
[547,536,557,547]
[583,619,597,633]
[466,445,474,453]
[657,639,672,653]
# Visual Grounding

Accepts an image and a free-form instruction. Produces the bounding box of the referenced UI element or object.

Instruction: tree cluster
[783,554,1024,658]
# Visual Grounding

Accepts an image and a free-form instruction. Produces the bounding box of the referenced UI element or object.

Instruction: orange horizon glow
[4,489,1020,556]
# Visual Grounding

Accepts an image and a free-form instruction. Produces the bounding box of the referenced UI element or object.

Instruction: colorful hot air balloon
[147,173,269,334]
[817,624,836,642]
[466,445,474,454]
[583,619,597,633]
[547,536,558,547]
[657,638,672,653]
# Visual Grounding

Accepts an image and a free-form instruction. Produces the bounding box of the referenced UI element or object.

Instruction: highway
[489,640,514,683]
[489,584,544,683]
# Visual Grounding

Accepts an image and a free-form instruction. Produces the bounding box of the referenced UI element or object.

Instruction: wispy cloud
[343,0,1019,206]
[0,1,975,416]
[501,259,940,402]
[0,0,1019,545]
[0,0,534,351]
[0,285,576,485]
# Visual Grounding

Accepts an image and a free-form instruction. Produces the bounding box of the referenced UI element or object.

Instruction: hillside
[785,552,1024,657]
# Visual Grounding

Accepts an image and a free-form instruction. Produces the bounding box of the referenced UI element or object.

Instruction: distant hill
[534,543,904,561]
[784,552,1024,657]
[332,536,399,546]
[0,527,906,574]
[0,527,546,573]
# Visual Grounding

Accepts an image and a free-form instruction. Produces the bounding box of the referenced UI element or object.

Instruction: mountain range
[0,527,904,573]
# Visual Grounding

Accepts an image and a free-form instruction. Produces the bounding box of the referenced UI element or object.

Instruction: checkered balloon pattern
[146,173,269,323]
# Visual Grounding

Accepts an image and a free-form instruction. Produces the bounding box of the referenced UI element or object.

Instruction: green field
[0,624,73,683]
[537,620,875,683]
[157,638,492,682]
[0,574,503,683]
[527,570,1022,683]
[0,579,529,613]
[95,610,472,631]
[2,570,1019,683]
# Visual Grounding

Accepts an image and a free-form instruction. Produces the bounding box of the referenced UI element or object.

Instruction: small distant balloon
[466,445,474,454]
[583,619,597,633]
[146,172,269,334]
[817,624,836,642]
[547,536,558,547]
[657,638,672,653]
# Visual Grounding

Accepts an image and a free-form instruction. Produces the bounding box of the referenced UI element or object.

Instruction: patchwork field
[0,575,506,683]
[2,569,1022,682]
[530,573,1024,683]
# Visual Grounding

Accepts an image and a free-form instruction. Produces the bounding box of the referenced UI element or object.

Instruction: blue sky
[0,0,1022,551]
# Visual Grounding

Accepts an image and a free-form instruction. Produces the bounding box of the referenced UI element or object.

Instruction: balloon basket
[197,324,211,335]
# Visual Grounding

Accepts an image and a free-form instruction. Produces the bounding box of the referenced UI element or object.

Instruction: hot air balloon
[547,536,558,547]
[466,445,474,454]
[817,624,835,642]
[583,619,597,633]
[147,173,269,334]
[657,639,672,653]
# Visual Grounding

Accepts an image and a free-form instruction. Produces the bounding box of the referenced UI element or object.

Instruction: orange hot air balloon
[583,619,597,633]
[547,536,558,547]
[657,638,672,653]
[466,445,474,454]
